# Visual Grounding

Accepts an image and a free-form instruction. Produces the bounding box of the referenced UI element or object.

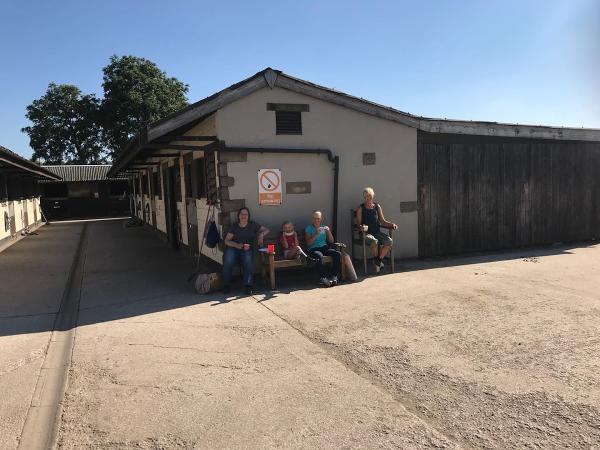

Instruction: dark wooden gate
[417,131,600,257]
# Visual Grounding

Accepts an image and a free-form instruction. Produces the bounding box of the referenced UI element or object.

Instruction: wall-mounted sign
[258,169,282,206]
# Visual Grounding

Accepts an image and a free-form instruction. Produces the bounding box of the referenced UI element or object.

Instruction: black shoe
[244,285,253,295]
[306,255,319,265]
[222,285,231,294]
[329,276,339,286]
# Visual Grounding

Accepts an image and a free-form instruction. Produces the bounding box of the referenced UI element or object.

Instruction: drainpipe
[222,145,340,237]
[332,155,339,238]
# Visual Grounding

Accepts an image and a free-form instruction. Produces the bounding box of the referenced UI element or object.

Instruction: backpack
[204,206,220,248]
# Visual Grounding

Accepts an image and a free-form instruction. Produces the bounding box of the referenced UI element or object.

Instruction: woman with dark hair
[222,207,269,294]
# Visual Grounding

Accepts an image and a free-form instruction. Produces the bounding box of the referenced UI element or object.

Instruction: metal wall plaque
[400,201,417,213]
[286,181,311,194]
[363,152,376,165]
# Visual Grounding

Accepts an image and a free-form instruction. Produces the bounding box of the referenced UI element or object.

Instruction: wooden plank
[266,103,310,112]
[156,136,218,142]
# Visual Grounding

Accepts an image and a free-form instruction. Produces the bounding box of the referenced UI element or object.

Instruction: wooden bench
[260,230,346,290]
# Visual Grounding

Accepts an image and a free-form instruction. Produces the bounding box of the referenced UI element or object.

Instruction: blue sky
[1,0,598,159]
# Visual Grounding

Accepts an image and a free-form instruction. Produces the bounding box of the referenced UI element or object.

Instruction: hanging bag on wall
[205,205,220,249]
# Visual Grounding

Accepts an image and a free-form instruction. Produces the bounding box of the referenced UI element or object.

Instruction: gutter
[0,157,62,181]
[221,145,340,238]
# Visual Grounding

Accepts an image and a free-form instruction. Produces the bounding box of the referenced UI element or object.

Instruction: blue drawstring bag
[205,206,220,248]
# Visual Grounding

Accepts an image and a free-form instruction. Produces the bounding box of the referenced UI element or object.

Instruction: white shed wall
[216,86,419,257]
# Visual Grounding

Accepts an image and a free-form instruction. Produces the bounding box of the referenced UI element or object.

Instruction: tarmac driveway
[3,220,599,448]
[0,222,84,450]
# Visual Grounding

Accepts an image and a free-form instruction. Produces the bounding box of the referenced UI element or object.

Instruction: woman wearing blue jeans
[222,207,269,295]
[305,210,342,287]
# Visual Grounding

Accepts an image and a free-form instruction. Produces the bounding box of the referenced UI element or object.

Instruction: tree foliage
[22,83,106,164]
[100,55,189,159]
[22,55,189,164]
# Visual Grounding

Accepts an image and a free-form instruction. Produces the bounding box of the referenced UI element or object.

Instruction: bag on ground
[343,253,358,281]
[195,272,223,294]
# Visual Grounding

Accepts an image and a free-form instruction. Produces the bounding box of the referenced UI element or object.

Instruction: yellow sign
[258,169,282,206]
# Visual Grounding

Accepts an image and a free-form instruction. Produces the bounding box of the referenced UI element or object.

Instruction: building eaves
[108,67,600,177]
[41,165,125,182]
[0,145,62,180]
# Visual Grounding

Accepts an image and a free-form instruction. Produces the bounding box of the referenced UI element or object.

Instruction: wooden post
[361,232,367,276]
[268,253,275,290]
[389,228,395,273]
[260,255,267,287]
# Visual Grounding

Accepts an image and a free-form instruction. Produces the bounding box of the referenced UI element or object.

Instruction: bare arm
[356,207,367,232]
[257,225,270,246]
[305,228,319,246]
[377,204,397,229]
[325,227,334,244]
[224,232,242,249]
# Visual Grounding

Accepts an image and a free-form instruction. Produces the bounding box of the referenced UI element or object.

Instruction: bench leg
[260,260,268,287]
[362,234,368,276]
[389,229,395,273]
[269,254,276,290]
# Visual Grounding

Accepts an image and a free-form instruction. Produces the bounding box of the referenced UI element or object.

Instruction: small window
[141,174,149,195]
[184,162,192,198]
[43,183,68,198]
[109,180,129,197]
[195,158,207,199]
[152,171,162,199]
[276,111,302,135]
[0,174,6,200]
[173,166,182,202]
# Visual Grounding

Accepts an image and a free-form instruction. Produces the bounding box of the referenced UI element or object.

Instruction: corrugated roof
[0,145,62,180]
[109,67,600,177]
[42,165,126,182]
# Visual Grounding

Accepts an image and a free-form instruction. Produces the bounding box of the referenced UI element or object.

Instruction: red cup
[267,244,275,254]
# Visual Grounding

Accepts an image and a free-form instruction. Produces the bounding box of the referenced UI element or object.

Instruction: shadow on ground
[1,218,595,337]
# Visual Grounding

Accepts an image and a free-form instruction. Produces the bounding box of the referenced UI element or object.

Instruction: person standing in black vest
[356,187,397,273]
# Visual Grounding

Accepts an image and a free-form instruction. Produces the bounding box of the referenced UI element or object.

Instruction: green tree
[22,83,106,164]
[100,55,189,159]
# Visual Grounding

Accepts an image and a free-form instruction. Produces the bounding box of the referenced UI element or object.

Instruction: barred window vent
[275,111,302,135]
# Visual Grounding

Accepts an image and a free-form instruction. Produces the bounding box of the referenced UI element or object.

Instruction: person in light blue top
[305,210,342,287]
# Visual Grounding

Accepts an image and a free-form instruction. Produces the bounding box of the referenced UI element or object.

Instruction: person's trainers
[244,285,253,295]
[319,277,332,287]
[329,276,339,286]
[373,260,382,274]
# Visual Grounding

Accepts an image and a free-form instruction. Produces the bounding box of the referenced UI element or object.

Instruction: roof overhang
[109,68,600,177]
[0,146,61,180]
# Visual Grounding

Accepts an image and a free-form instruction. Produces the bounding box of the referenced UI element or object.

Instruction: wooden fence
[417,131,600,257]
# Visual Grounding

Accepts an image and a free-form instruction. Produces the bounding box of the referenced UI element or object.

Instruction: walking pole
[40,208,51,226]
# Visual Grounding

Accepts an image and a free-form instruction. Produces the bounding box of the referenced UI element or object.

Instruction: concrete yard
[1,220,599,449]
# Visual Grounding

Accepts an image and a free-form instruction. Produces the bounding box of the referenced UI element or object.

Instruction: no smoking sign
[258,169,282,205]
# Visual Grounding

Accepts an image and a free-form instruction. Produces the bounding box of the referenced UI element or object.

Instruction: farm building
[107,68,600,263]
[40,165,130,220]
[1,145,60,245]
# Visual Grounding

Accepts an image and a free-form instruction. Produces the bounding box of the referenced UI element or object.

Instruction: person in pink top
[279,220,309,261]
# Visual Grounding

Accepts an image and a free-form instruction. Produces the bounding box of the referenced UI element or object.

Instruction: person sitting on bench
[222,207,269,295]
[356,187,397,274]
[280,220,309,262]
[305,210,342,287]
